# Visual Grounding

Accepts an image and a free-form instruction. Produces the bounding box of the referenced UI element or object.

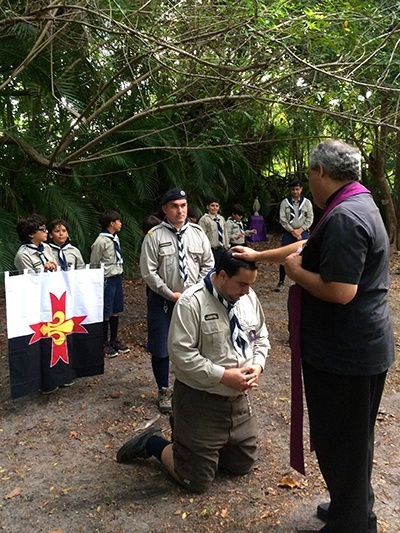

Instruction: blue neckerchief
[101,230,123,264]
[162,220,189,282]
[48,242,72,271]
[203,270,249,357]
[25,243,49,266]
[285,195,306,223]
[228,216,244,233]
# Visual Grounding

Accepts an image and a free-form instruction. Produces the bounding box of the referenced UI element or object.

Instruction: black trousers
[302,361,387,533]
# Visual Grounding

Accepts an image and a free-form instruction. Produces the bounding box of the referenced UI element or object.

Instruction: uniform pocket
[201,318,226,354]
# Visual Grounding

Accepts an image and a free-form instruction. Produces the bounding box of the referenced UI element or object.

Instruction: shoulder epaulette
[147,223,164,235]
[188,222,205,232]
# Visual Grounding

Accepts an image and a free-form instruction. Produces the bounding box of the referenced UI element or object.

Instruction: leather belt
[208,392,241,402]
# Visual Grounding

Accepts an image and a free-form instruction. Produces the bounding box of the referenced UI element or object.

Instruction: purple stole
[289,181,370,474]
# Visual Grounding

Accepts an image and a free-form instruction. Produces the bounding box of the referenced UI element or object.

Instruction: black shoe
[111,339,130,354]
[316,501,377,528]
[41,386,59,395]
[116,427,162,463]
[274,281,284,292]
[60,380,75,388]
[317,502,329,522]
[103,342,118,358]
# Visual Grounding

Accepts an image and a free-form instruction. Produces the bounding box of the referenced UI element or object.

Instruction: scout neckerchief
[212,215,224,247]
[162,219,189,283]
[203,270,250,358]
[228,216,244,234]
[285,195,306,224]
[25,243,51,267]
[289,181,371,475]
[101,230,123,265]
[49,242,72,271]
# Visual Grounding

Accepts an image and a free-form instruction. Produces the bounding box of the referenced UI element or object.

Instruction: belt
[208,391,242,402]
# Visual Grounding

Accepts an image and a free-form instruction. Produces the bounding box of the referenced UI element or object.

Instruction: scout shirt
[226,217,253,245]
[49,243,85,270]
[14,243,54,272]
[90,232,123,278]
[140,222,214,301]
[198,213,229,249]
[279,196,314,233]
[168,281,270,397]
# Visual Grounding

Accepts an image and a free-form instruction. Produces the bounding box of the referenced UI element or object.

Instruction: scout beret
[289,179,303,187]
[161,188,187,205]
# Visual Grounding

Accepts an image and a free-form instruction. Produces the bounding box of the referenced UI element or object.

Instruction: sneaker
[41,386,59,395]
[116,426,162,463]
[157,387,173,414]
[60,381,75,388]
[111,339,130,354]
[103,342,118,358]
[274,281,284,292]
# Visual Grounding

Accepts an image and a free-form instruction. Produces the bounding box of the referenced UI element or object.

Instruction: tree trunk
[367,102,398,246]
[395,129,400,250]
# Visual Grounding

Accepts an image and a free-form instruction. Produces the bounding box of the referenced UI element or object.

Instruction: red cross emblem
[29,292,88,367]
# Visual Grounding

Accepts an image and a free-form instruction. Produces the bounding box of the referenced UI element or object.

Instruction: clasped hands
[221,365,262,393]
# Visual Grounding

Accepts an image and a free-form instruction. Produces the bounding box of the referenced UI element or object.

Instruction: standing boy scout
[198,198,229,263]
[140,188,214,413]
[90,210,129,358]
[275,180,313,292]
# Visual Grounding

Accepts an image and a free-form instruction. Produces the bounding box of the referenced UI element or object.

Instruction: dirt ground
[0,235,399,533]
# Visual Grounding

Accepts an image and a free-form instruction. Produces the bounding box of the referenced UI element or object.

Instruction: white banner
[5,266,104,339]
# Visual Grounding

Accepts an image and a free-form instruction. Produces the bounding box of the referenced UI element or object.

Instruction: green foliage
[1,0,400,272]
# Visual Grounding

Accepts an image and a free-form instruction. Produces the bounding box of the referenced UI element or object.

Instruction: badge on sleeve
[248,329,257,341]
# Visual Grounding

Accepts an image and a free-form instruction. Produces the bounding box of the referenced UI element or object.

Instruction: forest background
[1,0,400,278]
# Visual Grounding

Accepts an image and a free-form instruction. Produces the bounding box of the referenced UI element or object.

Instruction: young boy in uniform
[14,214,57,273]
[226,204,257,246]
[48,219,85,270]
[198,198,229,263]
[90,210,129,358]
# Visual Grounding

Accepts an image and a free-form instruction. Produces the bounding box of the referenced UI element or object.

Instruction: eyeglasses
[37,227,48,232]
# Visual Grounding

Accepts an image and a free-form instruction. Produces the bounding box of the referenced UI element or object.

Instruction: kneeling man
[116,250,269,492]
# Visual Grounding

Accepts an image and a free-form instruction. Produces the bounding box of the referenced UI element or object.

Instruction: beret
[289,179,303,188]
[161,188,187,205]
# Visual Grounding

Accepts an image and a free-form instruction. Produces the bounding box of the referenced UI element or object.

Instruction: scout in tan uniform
[90,210,129,358]
[117,250,269,493]
[198,198,229,263]
[226,203,257,246]
[275,179,313,292]
[14,214,57,273]
[140,188,214,413]
[48,219,85,270]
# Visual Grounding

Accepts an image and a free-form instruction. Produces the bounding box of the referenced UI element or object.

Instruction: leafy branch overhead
[1,1,400,271]
[1,1,400,170]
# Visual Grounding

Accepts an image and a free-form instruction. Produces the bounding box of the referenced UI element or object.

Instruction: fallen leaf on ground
[4,487,22,499]
[277,476,300,488]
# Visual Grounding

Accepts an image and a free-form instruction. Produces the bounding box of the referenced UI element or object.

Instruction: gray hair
[309,140,361,182]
